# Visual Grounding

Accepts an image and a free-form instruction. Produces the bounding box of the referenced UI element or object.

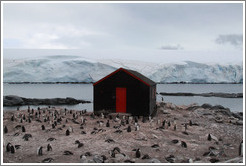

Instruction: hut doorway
[116,87,126,113]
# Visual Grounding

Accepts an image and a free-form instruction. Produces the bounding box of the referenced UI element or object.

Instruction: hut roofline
[93,67,155,86]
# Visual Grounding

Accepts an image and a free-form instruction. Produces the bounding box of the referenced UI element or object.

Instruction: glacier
[3,55,243,83]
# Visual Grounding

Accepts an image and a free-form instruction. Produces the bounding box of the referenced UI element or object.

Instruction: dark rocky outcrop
[3,95,91,106]
[159,92,243,98]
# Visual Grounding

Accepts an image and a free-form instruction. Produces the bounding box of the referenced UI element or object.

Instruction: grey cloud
[160,44,183,50]
[215,34,243,47]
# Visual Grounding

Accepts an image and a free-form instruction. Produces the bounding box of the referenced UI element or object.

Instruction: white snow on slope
[3,55,243,83]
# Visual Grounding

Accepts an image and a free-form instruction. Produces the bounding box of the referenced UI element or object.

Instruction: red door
[116,87,126,113]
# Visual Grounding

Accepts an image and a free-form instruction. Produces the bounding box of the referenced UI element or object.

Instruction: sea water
[3,83,243,112]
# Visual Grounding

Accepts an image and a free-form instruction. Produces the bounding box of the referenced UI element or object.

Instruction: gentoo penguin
[239,140,243,156]
[66,129,70,136]
[207,134,212,141]
[6,143,12,152]
[37,146,43,156]
[52,124,55,129]
[184,124,188,131]
[127,126,131,132]
[181,141,187,148]
[47,144,52,151]
[168,121,171,127]
[4,126,8,134]
[189,120,193,126]
[11,115,14,121]
[126,119,129,124]
[22,126,26,132]
[101,113,104,119]
[162,120,166,128]
[174,124,177,131]
[135,125,140,131]
[136,149,141,158]
[41,125,45,130]
[106,120,110,127]
[10,144,16,153]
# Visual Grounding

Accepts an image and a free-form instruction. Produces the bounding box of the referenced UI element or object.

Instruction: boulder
[148,158,161,163]
[3,95,24,106]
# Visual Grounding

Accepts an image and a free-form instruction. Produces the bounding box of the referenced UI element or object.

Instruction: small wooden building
[93,68,156,116]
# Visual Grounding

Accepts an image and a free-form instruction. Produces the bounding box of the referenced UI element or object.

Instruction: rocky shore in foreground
[3,95,91,106]
[3,102,243,163]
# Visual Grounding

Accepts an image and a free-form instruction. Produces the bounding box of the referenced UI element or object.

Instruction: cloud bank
[215,34,243,47]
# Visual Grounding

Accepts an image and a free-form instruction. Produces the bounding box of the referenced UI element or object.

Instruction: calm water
[3,83,244,112]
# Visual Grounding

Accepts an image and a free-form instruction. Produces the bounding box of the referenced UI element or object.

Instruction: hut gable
[93,68,155,86]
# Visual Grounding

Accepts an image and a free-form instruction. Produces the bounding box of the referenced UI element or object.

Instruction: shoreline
[3,102,243,163]
[4,82,243,84]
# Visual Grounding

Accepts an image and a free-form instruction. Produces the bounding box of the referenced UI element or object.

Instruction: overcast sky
[2,2,244,64]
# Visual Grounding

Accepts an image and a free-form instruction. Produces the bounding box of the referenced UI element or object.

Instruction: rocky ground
[3,102,243,163]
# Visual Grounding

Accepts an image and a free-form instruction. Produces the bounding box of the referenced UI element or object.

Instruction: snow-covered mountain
[3,55,243,83]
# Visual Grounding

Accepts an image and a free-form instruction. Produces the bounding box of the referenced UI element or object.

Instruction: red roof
[93,68,155,87]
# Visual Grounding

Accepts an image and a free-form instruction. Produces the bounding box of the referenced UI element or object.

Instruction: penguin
[10,145,16,153]
[22,114,26,120]
[207,134,212,141]
[47,144,52,151]
[28,118,31,123]
[135,125,140,131]
[184,123,188,131]
[78,142,84,148]
[136,149,141,158]
[189,120,193,126]
[66,129,70,136]
[181,141,187,148]
[11,115,14,121]
[37,146,43,156]
[52,124,55,129]
[168,121,171,127]
[4,126,8,134]
[239,140,243,156]
[6,143,12,152]
[20,118,23,123]
[106,120,110,127]
[22,126,26,132]
[127,126,131,132]
[162,120,166,128]
[101,113,104,119]
[134,116,138,123]
[161,97,164,101]
[174,124,177,131]
[41,125,45,130]
[126,119,129,124]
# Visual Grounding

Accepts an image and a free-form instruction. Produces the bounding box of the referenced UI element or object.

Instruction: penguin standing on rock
[41,125,45,130]
[37,146,43,156]
[22,126,26,132]
[4,126,8,134]
[66,129,70,136]
[136,149,141,158]
[10,145,16,153]
[47,144,52,151]
[207,134,212,141]
[127,126,131,132]
[106,120,110,127]
[239,140,243,156]
[6,143,12,152]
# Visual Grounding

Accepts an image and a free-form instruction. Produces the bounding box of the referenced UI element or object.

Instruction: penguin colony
[3,105,243,163]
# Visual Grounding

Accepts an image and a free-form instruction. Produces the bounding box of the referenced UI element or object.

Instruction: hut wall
[94,70,150,116]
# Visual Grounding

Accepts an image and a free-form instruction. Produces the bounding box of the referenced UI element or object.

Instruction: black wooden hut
[93,68,156,116]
